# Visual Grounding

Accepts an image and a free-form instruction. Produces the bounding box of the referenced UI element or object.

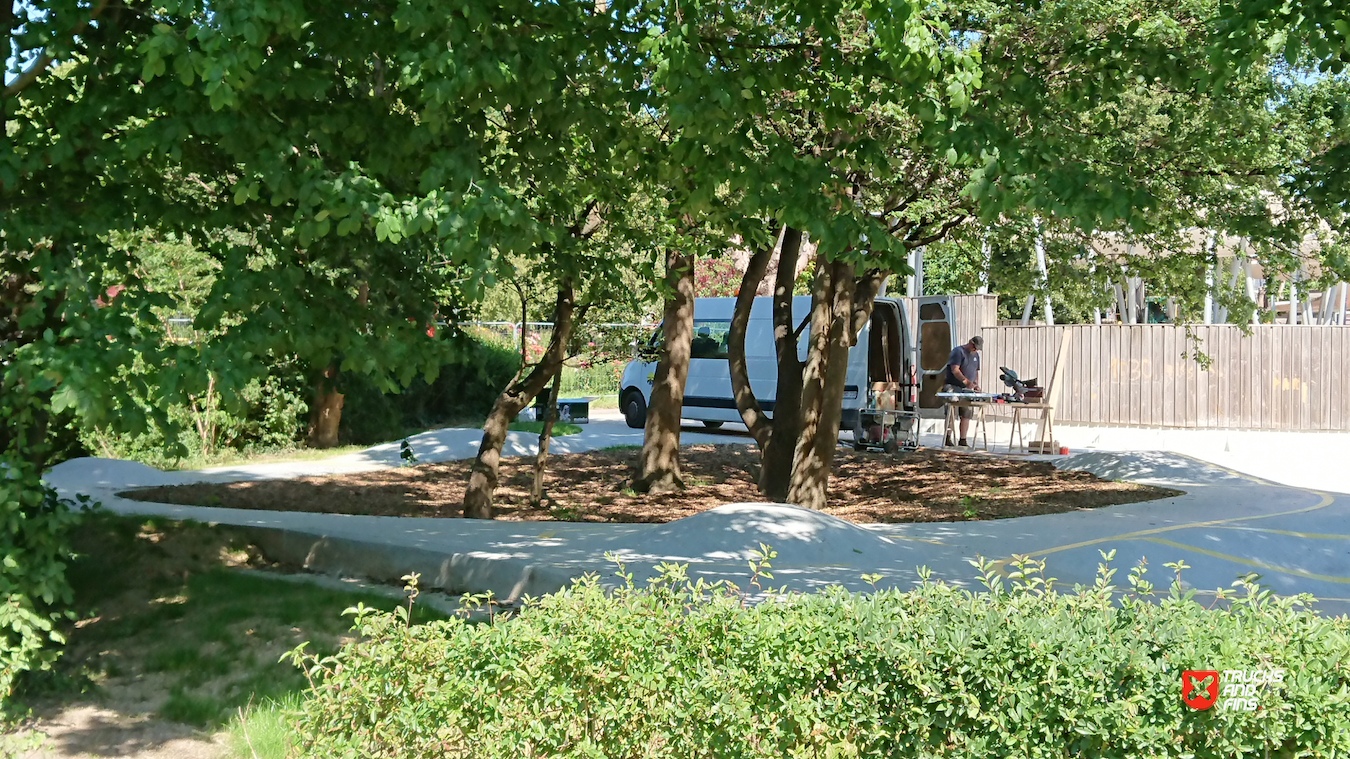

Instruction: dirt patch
[124,445,1181,523]
[10,515,432,758]
[12,705,227,759]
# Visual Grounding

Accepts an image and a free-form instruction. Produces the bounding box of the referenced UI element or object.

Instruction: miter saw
[998,366,1044,403]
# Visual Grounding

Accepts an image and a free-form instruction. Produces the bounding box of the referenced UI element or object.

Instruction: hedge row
[339,335,521,445]
[289,556,1350,758]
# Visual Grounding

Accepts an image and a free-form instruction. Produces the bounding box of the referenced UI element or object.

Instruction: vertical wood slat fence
[979,324,1350,431]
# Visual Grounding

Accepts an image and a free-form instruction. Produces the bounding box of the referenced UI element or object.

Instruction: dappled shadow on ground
[11,515,424,759]
[15,705,224,759]
[122,446,1180,524]
[1058,450,1250,487]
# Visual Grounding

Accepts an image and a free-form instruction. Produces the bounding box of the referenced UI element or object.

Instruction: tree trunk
[783,261,881,510]
[759,227,805,500]
[787,259,848,509]
[728,231,778,450]
[530,373,562,507]
[308,281,369,449]
[308,365,345,449]
[463,279,577,519]
[635,248,696,493]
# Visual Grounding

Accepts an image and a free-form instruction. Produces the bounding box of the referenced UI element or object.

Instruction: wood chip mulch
[121,445,1182,524]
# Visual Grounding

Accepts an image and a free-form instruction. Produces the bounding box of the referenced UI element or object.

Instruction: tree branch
[4,0,111,99]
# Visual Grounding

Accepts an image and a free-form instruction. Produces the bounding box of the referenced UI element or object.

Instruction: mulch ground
[122,445,1181,524]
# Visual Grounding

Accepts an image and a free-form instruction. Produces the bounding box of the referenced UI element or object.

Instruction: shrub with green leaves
[289,553,1350,758]
[0,465,84,700]
[338,336,521,445]
[81,359,311,469]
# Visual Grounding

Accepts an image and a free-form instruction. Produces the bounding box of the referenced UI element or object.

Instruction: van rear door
[914,295,957,414]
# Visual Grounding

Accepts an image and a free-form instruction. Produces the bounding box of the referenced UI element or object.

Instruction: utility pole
[1034,219,1053,325]
[978,232,991,295]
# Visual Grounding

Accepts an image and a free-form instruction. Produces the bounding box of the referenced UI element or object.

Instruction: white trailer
[618,295,934,432]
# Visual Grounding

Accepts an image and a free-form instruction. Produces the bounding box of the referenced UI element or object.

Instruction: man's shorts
[942,384,974,419]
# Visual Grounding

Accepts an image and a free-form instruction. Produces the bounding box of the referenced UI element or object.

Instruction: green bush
[82,360,311,469]
[289,554,1350,758]
[0,465,84,700]
[339,336,521,445]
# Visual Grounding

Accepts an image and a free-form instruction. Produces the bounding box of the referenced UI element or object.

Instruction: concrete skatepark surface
[44,412,1350,616]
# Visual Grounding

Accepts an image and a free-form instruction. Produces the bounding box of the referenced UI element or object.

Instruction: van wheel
[622,391,647,429]
[702,421,724,430]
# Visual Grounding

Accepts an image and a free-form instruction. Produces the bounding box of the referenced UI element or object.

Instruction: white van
[618,295,919,432]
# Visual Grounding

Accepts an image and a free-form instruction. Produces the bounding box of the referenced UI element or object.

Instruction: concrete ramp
[1057,450,1249,488]
[46,457,198,490]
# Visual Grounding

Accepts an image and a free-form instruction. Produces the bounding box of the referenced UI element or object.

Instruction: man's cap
[970,335,984,348]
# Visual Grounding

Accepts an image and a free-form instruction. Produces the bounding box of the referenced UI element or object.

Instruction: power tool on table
[998,366,1044,403]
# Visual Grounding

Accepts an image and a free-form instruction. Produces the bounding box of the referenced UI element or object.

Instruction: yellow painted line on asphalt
[989,490,1336,572]
[1209,526,1350,540]
[1139,537,1350,585]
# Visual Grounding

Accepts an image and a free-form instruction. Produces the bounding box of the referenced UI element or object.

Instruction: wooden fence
[979,324,1350,431]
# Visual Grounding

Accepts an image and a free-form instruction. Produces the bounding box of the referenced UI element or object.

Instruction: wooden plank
[1122,326,1135,426]
[1263,327,1275,429]
[1076,326,1090,423]
[1302,327,1312,430]
[1160,327,1173,427]
[1215,326,1225,426]
[1193,328,1204,429]
[1140,327,1153,426]
[1231,327,1240,427]
[1090,325,1101,424]
[1175,325,1186,428]
[1309,328,1321,430]
[1333,328,1344,429]
[1139,326,1150,426]
[1216,327,1229,427]
[1239,328,1252,429]
[1312,328,1323,429]
[1241,327,1252,428]
[1280,326,1292,429]
[1045,329,1072,434]
[1296,325,1307,430]
[1318,327,1330,430]
[1202,326,1213,428]
[1194,328,1207,428]
[1121,326,1133,426]
[1108,326,1122,425]
[1268,327,1279,429]
[1150,327,1163,427]
[1335,328,1345,431]
[1264,327,1276,429]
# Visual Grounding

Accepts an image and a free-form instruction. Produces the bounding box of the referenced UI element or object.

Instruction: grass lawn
[163,445,367,471]
[10,512,441,758]
[507,421,582,436]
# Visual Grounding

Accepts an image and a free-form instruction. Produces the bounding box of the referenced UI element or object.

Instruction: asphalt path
[45,414,1350,616]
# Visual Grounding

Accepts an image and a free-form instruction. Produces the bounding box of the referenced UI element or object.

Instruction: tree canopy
[4,0,1350,692]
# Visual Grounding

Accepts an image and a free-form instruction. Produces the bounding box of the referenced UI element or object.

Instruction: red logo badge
[1182,670,1220,710]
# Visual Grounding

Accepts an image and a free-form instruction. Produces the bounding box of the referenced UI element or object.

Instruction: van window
[691,320,731,359]
[642,320,732,359]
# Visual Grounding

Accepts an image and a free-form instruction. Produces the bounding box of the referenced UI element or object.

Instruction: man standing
[942,335,983,447]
